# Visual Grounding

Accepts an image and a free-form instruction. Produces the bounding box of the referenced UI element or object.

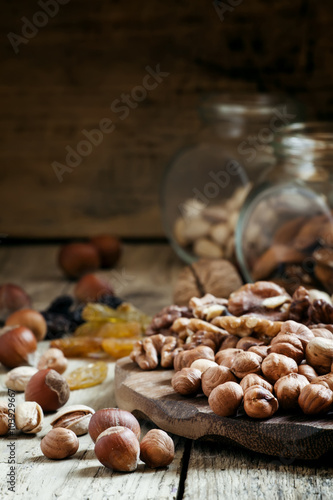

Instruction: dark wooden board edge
[114,357,333,460]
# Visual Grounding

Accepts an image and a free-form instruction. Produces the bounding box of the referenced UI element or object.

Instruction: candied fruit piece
[102,337,142,359]
[74,320,141,339]
[50,337,104,357]
[66,361,108,390]
[81,302,151,329]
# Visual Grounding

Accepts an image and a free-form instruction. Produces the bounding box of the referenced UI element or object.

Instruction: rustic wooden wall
[1,0,333,238]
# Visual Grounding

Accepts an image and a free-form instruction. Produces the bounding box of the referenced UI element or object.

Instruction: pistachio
[50,404,95,436]
[15,401,44,434]
[5,366,38,392]
[0,401,9,436]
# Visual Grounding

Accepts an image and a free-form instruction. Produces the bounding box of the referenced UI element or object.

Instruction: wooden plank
[183,441,333,500]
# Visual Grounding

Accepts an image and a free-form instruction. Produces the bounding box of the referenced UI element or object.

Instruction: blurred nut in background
[5,308,47,341]
[74,274,115,303]
[0,284,31,320]
[90,235,122,268]
[37,348,68,374]
[0,326,37,369]
[58,243,100,279]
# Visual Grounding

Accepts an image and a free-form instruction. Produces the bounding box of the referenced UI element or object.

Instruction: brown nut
[274,373,309,410]
[0,326,37,369]
[140,429,175,468]
[305,337,333,374]
[208,381,243,417]
[269,334,304,364]
[261,353,298,384]
[0,401,9,436]
[311,373,333,391]
[37,348,68,374]
[58,243,100,279]
[236,337,264,351]
[297,364,318,382]
[0,283,31,320]
[174,345,215,371]
[171,367,202,396]
[219,335,239,350]
[215,348,243,367]
[95,426,140,472]
[247,345,270,358]
[298,384,333,415]
[5,366,38,392]
[243,385,279,419]
[5,308,47,341]
[88,408,141,443]
[15,401,44,433]
[202,365,237,397]
[74,274,115,303]
[240,373,273,394]
[25,369,70,412]
[190,359,217,373]
[50,404,95,436]
[90,235,122,268]
[230,352,262,379]
[41,427,79,459]
[279,321,314,349]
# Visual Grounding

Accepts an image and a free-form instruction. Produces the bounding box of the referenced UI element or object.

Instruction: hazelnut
[208,381,243,417]
[240,373,273,394]
[269,334,304,364]
[173,345,215,371]
[298,384,333,415]
[305,337,333,374]
[215,348,243,368]
[219,335,239,350]
[5,308,47,341]
[236,337,264,351]
[0,283,31,320]
[5,366,38,392]
[58,243,100,279]
[37,348,68,374]
[0,326,37,368]
[202,365,237,397]
[261,353,298,384]
[25,369,70,412]
[15,401,44,433]
[311,373,333,391]
[74,274,115,303]
[95,426,140,472]
[247,345,269,358]
[297,364,318,382]
[50,404,95,436]
[41,428,79,459]
[140,429,175,468]
[90,235,122,268]
[230,352,262,379]
[171,367,202,396]
[190,359,217,373]
[243,385,279,419]
[88,408,141,443]
[0,401,9,436]
[274,373,309,410]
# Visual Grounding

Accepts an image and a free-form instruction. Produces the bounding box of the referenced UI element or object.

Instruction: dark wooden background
[1,0,333,238]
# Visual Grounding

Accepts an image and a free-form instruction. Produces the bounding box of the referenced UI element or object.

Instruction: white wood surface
[0,243,332,500]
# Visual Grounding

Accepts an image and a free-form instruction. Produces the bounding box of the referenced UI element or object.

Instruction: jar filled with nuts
[236,122,333,295]
[162,93,300,263]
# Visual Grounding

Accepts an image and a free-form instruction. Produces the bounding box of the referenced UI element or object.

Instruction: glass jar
[236,122,333,294]
[161,93,300,264]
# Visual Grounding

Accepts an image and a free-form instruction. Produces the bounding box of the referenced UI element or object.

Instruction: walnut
[289,286,311,323]
[308,299,333,324]
[145,305,192,336]
[180,318,230,342]
[130,335,183,370]
[173,258,242,307]
[313,247,333,293]
[212,315,282,338]
[189,294,228,321]
[227,281,291,321]
[184,329,226,352]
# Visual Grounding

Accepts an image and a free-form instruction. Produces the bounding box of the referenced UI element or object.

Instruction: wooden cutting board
[114,357,333,460]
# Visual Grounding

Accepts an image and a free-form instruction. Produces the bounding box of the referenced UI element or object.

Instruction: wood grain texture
[115,357,333,460]
[1,1,333,237]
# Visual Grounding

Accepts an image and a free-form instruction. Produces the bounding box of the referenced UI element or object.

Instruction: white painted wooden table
[0,244,332,500]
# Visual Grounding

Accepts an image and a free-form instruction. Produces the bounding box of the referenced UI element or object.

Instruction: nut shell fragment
[50,404,95,436]
[15,401,44,434]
